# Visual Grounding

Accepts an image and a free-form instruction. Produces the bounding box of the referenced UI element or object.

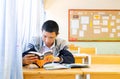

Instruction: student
[22,20,75,66]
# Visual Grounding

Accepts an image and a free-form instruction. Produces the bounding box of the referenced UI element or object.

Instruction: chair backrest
[78,47,96,55]
[68,44,79,54]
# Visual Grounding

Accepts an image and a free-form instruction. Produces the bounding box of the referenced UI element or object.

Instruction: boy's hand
[44,55,54,63]
[44,55,60,63]
[23,54,38,65]
[53,57,60,62]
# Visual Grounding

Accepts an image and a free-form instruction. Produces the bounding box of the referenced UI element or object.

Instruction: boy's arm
[58,49,75,64]
[22,46,37,57]
[22,45,38,66]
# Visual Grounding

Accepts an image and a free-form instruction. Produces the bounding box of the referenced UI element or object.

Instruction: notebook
[43,63,89,70]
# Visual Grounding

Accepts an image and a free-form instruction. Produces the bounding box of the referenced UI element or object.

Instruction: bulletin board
[68,9,120,42]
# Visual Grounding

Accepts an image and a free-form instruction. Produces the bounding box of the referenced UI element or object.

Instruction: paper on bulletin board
[111,16,116,20]
[117,33,120,37]
[116,19,120,23]
[101,28,108,32]
[80,16,89,24]
[110,33,114,38]
[110,22,115,26]
[117,26,120,30]
[71,19,79,29]
[102,16,109,20]
[93,15,100,19]
[94,29,101,34]
[71,29,77,35]
[82,25,87,31]
[112,28,116,32]
[79,30,84,37]
[93,20,100,25]
[102,20,108,26]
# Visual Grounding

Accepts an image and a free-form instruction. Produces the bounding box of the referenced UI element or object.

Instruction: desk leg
[84,55,91,65]
[75,74,90,79]
[86,74,90,79]
[75,74,83,79]
[82,58,85,64]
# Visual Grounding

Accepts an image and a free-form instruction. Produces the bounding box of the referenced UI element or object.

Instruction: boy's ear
[56,33,59,36]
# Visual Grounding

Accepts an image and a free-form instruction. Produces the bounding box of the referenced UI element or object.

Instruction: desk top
[82,64,120,74]
[23,64,120,75]
[23,68,83,75]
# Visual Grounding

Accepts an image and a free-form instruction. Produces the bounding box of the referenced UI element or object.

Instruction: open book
[28,50,53,68]
[43,63,69,70]
[43,63,89,70]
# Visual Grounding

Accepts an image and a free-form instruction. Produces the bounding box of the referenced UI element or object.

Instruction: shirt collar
[43,41,55,49]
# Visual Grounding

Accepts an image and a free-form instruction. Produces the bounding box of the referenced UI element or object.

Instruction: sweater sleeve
[22,36,40,57]
[58,49,75,64]
[22,46,37,57]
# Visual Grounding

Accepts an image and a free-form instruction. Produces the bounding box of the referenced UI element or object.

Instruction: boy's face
[42,30,57,47]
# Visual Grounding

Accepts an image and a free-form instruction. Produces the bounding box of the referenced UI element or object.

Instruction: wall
[44,0,120,54]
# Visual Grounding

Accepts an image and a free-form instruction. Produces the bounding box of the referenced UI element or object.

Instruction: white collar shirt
[39,41,55,54]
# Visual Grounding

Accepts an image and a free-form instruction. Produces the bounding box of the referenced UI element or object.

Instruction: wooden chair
[78,47,96,55]
[68,45,95,64]
[75,47,97,64]
[68,44,79,54]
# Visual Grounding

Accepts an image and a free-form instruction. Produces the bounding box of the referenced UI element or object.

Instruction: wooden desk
[91,54,120,64]
[23,68,83,79]
[82,64,120,79]
[23,64,120,79]
[74,54,91,64]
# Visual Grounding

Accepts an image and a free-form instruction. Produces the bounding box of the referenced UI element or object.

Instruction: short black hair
[42,20,59,35]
